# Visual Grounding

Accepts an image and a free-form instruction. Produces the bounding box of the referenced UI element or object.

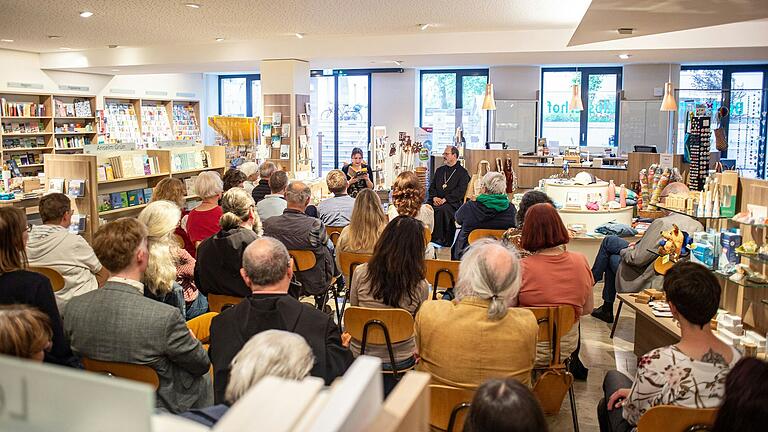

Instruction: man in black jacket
[428,146,471,247]
[251,161,276,204]
[208,237,352,404]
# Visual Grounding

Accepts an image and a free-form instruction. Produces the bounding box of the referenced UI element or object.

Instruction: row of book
[54,122,94,133]
[141,105,174,146]
[172,150,210,172]
[55,136,90,149]
[97,154,162,181]
[172,104,200,142]
[97,188,153,213]
[3,136,47,149]
[2,121,45,134]
[7,153,41,166]
[0,99,46,117]
[54,98,92,118]
[48,178,86,197]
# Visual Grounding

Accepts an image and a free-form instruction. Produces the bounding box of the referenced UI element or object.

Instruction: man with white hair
[208,237,351,404]
[181,329,314,426]
[251,161,277,204]
[451,171,517,260]
[238,161,259,194]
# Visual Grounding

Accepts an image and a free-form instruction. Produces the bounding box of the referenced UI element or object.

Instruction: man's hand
[341,332,352,348]
[607,388,631,411]
[433,197,446,206]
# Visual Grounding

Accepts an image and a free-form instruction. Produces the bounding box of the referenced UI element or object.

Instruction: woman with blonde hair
[0,304,52,362]
[152,177,196,257]
[335,188,387,269]
[196,188,262,298]
[187,171,224,245]
[387,171,434,231]
[139,200,207,319]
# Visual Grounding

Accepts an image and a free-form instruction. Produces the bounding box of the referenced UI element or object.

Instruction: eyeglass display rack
[685,112,711,191]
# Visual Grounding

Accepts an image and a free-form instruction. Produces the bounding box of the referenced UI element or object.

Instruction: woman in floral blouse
[597,261,740,432]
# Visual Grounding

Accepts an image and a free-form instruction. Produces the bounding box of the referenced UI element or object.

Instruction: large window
[678,65,768,178]
[218,74,262,118]
[420,70,488,150]
[540,67,622,149]
[309,71,371,176]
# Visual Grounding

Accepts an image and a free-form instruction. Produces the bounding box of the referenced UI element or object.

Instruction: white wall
[489,66,540,100]
[622,63,681,100]
[371,69,417,135]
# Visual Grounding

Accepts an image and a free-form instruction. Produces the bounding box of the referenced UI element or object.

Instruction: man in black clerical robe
[428,145,471,247]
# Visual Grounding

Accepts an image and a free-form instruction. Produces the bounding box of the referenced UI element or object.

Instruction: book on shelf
[6,159,21,177]
[49,178,65,193]
[171,150,209,172]
[127,189,145,206]
[120,191,129,208]
[3,136,46,149]
[184,176,197,195]
[99,154,160,180]
[54,98,92,118]
[0,98,45,117]
[97,194,113,212]
[109,192,123,209]
[2,121,44,134]
[97,165,107,182]
[104,163,115,180]
[143,187,154,202]
[67,179,86,197]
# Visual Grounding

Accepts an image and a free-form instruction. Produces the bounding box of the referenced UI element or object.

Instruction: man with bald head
[263,181,337,301]
[208,237,352,403]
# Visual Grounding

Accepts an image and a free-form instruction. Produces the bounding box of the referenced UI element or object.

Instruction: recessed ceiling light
[184,3,201,8]
[48,35,62,40]
[215,37,225,42]
[0,39,13,43]
[618,53,631,60]
[295,33,304,39]
[79,11,94,18]
[58,47,72,50]
[419,23,431,31]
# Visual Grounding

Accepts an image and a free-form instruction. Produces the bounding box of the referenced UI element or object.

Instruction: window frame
[418,68,490,147]
[217,74,261,117]
[539,66,623,147]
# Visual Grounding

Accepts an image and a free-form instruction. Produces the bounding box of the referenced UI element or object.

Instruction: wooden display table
[617,293,680,357]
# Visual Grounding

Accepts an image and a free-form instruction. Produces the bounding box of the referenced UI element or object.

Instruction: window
[540,67,622,148]
[218,74,261,118]
[309,71,371,176]
[420,70,488,150]
[678,65,768,178]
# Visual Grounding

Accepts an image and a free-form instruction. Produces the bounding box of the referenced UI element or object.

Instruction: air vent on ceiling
[617,28,634,35]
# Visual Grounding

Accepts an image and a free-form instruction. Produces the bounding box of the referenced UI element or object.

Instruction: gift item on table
[718,231,742,273]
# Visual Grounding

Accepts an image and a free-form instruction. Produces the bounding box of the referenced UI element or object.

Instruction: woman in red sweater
[186,171,224,245]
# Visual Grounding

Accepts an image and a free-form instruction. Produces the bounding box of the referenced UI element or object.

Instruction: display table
[518,164,628,189]
[616,293,680,357]
[543,179,609,207]
[559,207,634,232]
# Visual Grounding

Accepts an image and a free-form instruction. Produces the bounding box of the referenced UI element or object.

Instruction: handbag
[714,106,729,152]
[465,160,492,201]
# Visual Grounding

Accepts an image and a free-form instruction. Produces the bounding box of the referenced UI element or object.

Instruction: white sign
[84,142,137,153]
[659,153,674,170]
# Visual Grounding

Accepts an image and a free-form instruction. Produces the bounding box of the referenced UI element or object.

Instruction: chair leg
[569,382,579,432]
[609,301,623,339]
[332,284,342,324]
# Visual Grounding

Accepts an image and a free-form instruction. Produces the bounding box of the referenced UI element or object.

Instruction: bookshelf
[53,94,98,154]
[1,92,53,178]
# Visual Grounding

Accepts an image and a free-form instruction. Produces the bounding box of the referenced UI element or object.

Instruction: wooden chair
[424,227,432,245]
[338,251,373,320]
[429,384,474,432]
[187,312,218,347]
[467,228,506,245]
[289,249,340,319]
[27,266,65,292]
[425,259,460,300]
[368,371,431,432]
[343,306,416,379]
[81,357,160,390]
[326,226,344,245]
[208,294,244,313]
[527,305,579,432]
[636,406,718,432]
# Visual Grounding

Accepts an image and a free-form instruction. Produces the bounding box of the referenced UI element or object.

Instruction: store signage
[59,85,90,92]
[145,90,168,97]
[110,88,136,95]
[7,82,43,90]
[84,142,137,153]
[176,92,196,98]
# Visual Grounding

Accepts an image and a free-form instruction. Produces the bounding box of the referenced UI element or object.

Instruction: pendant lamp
[482,83,496,110]
[660,64,678,111]
[570,84,584,111]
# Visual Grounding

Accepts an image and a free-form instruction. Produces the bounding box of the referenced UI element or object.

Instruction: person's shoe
[569,354,589,381]
[591,303,614,323]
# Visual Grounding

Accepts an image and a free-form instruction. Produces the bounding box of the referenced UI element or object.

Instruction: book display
[172,101,201,143]
[101,98,142,147]
[0,92,53,178]
[141,101,174,147]
[52,95,98,154]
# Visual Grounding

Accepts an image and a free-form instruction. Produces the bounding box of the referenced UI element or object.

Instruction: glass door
[541,70,581,148]
[336,75,370,167]
[461,75,488,148]
[727,72,765,178]
[421,73,457,150]
[585,73,619,147]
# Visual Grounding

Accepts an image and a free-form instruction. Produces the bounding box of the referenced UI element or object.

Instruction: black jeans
[592,236,629,304]
[597,370,634,432]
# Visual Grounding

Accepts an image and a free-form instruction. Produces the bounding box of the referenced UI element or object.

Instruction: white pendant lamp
[482,83,497,110]
[570,84,584,111]
[660,64,678,111]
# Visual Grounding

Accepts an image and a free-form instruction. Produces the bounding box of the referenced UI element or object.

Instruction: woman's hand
[341,332,352,348]
[607,388,631,410]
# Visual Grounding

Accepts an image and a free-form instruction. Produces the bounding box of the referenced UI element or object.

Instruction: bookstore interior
[1,1,768,431]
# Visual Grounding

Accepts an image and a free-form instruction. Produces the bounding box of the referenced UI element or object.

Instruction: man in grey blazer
[65,218,212,413]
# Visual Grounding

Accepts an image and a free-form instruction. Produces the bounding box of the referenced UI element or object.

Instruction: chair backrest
[326,226,344,245]
[186,311,219,345]
[424,259,460,300]
[27,266,65,292]
[288,249,317,272]
[338,251,373,281]
[429,384,474,432]
[522,305,576,367]
[636,406,718,432]
[343,306,415,347]
[81,357,160,390]
[467,228,506,245]
[424,227,432,245]
[208,294,244,313]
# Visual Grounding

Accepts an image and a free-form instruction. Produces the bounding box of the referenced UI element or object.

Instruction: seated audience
[0,207,77,367]
[712,357,768,432]
[237,161,259,194]
[139,200,207,320]
[349,216,429,368]
[416,239,538,389]
[502,190,554,257]
[151,177,196,258]
[195,188,261,298]
[335,188,387,270]
[452,172,517,260]
[464,377,548,432]
[256,170,288,221]
[514,203,593,366]
[251,161,277,204]
[65,217,211,413]
[181,329,314,427]
[209,237,351,403]
[317,169,355,227]
[591,184,704,323]
[387,171,434,231]
[598,262,740,432]
[0,304,52,362]
[186,171,224,245]
[263,181,336,299]
[222,168,247,193]
[26,192,108,313]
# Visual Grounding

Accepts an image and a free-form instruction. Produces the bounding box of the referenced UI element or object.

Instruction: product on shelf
[55,136,91,149]
[54,122,94,133]
[172,104,201,142]
[98,187,150,213]
[54,98,92,118]
[0,99,45,117]
[171,150,210,172]
[100,101,142,146]
[97,154,161,181]
[1,121,44,134]
[3,136,47,149]
[141,104,174,147]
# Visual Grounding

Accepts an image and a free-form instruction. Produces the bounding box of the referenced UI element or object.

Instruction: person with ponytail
[195,188,262,298]
[415,239,538,390]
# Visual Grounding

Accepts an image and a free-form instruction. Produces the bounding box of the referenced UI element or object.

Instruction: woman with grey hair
[451,171,517,260]
[415,239,539,390]
[187,171,224,245]
[180,329,314,426]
